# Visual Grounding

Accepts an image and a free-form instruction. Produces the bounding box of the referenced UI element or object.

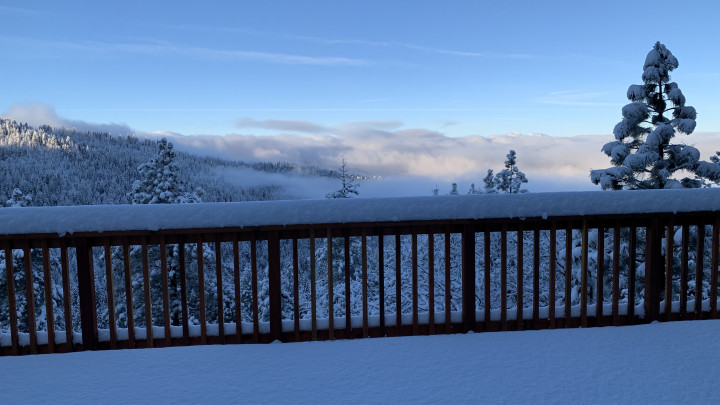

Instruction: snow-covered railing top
[2,188,720,236]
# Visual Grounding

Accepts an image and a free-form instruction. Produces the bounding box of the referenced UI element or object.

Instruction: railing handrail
[2,188,720,356]
[2,188,720,237]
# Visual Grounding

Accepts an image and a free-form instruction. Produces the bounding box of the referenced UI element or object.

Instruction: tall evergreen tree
[494,150,528,194]
[591,42,706,190]
[482,169,497,194]
[326,157,359,199]
[129,138,202,204]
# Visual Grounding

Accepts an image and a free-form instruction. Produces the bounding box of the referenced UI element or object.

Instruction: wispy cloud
[296,34,536,59]
[360,98,391,103]
[2,103,134,135]
[236,118,404,134]
[399,43,534,59]
[158,24,264,36]
[439,121,458,129]
[535,90,621,106]
[0,6,44,16]
[292,35,390,47]
[0,35,370,66]
[236,118,332,134]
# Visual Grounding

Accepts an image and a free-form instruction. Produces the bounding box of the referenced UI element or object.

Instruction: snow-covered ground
[2,320,719,404]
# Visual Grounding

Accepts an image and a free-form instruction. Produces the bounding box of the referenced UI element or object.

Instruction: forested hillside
[0,118,342,206]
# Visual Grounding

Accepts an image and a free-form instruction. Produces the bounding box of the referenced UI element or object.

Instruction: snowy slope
[1,320,718,404]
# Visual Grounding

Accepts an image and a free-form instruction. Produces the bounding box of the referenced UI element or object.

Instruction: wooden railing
[1,189,719,355]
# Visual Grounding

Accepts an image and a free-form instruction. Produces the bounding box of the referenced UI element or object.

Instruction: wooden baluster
[328,229,334,340]
[378,230,385,336]
[196,236,206,345]
[501,224,507,331]
[42,240,55,353]
[310,230,317,341]
[580,222,588,328]
[711,218,719,319]
[251,235,259,343]
[596,226,604,326]
[412,232,419,335]
[344,233,351,337]
[516,228,523,331]
[695,224,705,318]
[533,228,540,328]
[292,238,300,342]
[362,229,368,338]
[76,238,98,351]
[645,219,663,322]
[61,241,74,351]
[628,227,636,320]
[444,229,451,332]
[268,231,282,343]
[122,240,135,348]
[160,236,171,346]
[484,230,491,330]
[141,238,153,347]
[178,236,189,345]
[428,233,435,335]
[4,243,19,355]
[549,224,556,329]
[462,226,476,333]
[103,239,117,349]
[565,225,572,325]
[23,243,37,354]
[665,221,674,321]
[214,235,225,344]
[395,232,402,333]
[233,234,242,342]
[612,224,620,326]
[680,225,689,320]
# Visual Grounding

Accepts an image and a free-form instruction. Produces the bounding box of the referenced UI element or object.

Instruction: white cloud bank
[4,103,720,195]
[2,103,135,135]
[166,121,720,193]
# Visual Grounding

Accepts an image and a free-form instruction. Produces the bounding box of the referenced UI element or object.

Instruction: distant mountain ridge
[0,118,345,206]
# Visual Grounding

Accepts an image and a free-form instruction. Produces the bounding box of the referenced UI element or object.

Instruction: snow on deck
[1,188,720,236]
[1,320,719,404]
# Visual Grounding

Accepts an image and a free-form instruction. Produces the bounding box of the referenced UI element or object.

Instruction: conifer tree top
[130,138,202,204]
[590,42,708,190]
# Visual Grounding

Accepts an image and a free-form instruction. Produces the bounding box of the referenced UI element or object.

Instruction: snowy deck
[2,320,719,403]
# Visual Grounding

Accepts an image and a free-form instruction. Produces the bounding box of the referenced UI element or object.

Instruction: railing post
[645,218,663,322]
[268,231,282,342]
[75,238,98,350]
[462,225,476,332]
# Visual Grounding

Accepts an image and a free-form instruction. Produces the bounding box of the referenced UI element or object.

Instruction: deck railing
[1,189,719,355]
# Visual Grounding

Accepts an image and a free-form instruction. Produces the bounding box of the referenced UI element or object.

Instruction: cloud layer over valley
[5,103,720,196]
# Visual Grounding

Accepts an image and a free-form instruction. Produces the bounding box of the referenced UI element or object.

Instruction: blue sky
[2,0,719,139]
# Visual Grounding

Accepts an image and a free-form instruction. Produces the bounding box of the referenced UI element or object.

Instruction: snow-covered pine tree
[590,41,707,190]
[129,138,202,204]
[494,150,528,194]
[482,169,496,194]
[5,188,32,207]
[448,183,459,195]
[467,183,478,194]
[114,138,207,331]
[326,157,359,199]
